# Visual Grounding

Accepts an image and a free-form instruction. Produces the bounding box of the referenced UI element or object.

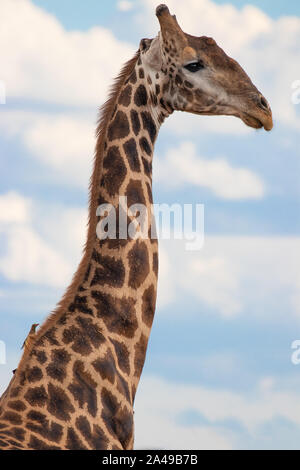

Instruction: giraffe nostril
[259,95,269,111]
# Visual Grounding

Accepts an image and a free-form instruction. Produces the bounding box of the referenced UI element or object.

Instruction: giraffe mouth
[240,112,273,131]
[241,113,264,130]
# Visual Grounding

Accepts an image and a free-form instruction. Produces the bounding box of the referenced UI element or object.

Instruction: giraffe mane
[19,49,141,363]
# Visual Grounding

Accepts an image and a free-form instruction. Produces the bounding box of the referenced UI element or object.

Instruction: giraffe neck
[71,50,167,399]
[0,51,172,450]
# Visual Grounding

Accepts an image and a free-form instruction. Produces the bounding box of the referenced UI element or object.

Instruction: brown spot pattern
[123,138,141,172]
[76,415,108,450]
[126,179,146,207]
[110,338,130,375]
[7,400,26,412]
[62,325,92,356]
[92,348,116,384]
[32,349,47,365]
[68,361,97,418]
[1,411,22,425]
[66,427,88,450]
[127,241,149,289]
[101,388,133,450]
[92,291,138,338]
[46,348,71,383]
[47,383,75,421]
[24,385,48,408]
[130,109,141,136]
[107,111,130,141]
[26,410,63,443]
[142,285,156,327]
[102,146,127,196]
[141,111,157,143]
[26,366,42,383]
[134,84,148,107]
[91,250,125,288]
[118,84,132,107]
[69,295,93,316]
[134,333,148,377]
[139,136,152,156]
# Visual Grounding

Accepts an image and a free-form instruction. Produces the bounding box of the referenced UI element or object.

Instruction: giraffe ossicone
[0,4,272,450]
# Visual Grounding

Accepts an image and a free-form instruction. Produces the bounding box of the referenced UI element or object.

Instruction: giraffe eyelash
[184,60,205,72]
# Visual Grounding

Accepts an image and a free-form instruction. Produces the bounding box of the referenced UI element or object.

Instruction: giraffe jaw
[240,112,273,131]
[187,107,273,132]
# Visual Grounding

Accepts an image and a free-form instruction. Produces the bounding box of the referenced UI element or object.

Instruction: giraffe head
[140,4,273,131]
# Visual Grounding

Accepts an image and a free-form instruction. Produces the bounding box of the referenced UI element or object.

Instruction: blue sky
[1,0,300,449]
[31,0,300,29]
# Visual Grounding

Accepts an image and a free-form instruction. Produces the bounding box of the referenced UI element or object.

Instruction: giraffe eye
[184,61,204,72]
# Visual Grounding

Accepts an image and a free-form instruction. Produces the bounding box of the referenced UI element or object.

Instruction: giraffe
[0,4,272,450]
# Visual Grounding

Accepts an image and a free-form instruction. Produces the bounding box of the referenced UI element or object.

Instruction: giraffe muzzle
[240,93,273,131]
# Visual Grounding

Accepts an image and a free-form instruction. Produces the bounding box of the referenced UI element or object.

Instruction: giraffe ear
[139,38,153,52]
[142,36,162,71]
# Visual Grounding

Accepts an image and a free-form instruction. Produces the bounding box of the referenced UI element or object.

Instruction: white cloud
[0,224,71,288]
[0,113,264,194]
[189,255,241,316]
[157,236,300,319]
[117,1,134,12]
[197,352,243,381]
[1,0,299,137]
[0,192,78,288]
[291,277,300,318]
[0,191,31,224]
[157,238,241,317]
[134,374,300,449]
[0,0,134,106]
[23,113,95,188]
[155,141,265,200]
[0,113,264,195]
[37,205,88,263]
[143,0,272,54]
[155,246,174,308]
[135,376,234,450]
[0,110,95,188]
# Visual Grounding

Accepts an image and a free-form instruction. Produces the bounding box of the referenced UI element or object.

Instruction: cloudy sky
[1,0,300,450]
